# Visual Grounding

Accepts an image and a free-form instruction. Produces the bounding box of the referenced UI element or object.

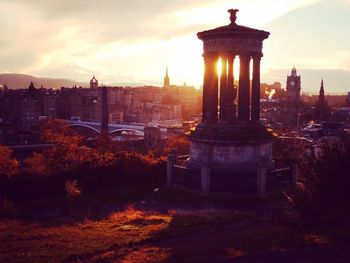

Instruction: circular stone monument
[189,9,275,173]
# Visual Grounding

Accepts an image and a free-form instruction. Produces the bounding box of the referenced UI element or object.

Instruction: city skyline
[0,0,350,93]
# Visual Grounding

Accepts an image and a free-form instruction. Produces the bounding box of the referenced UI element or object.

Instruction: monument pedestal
[189,122,275,172]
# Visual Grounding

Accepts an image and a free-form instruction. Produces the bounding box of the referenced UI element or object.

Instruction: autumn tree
[95,131,115,153]
[147,135,190,159]
[166,135,190,156]
[41,119,82,145]
[25,120,115,176]
[0,146,19,177]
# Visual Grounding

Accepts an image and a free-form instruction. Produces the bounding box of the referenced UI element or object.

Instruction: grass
[0,202,251,262]
[0,184,340,262]
[156,208,252,239]
[0,205,166,262]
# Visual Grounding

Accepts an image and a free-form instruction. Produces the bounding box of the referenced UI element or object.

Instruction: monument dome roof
[197,9,269,40]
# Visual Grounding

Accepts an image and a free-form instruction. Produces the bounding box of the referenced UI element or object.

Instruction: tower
[28,81,36,91]
[186,9,274,194]
[315,78,328,121]
[285,67,301,126]
[319,78,325,105]
[286,67,301,107]
[163,66,170,88]
[90,75,98,89]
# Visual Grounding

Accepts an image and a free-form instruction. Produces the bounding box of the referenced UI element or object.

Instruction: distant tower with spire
[90,75,98,89]
[163,66,170,88]
[319,78,325,105]
[315,78,328,121]
[28,81,36,91]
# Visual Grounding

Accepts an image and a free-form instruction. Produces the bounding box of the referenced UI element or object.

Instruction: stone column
[219,56,228,123]
[203,52,219,123]
[251,54,262,122]
[238,53,251,122]
[101,86,109,134]
[227,55,236,123]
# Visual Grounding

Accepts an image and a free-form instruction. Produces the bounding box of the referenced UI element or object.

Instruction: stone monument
[187,9,275,193]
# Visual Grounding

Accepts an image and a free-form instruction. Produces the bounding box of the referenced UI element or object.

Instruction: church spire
[320,78,325,97]
[163,66,170,88]
[28,81,36,90]
[90,75,98,89]
[317,78,327,121]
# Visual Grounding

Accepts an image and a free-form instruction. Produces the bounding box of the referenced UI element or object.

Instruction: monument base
[189,141,274,172]
[188,122,275,172]
[166,122,276,195]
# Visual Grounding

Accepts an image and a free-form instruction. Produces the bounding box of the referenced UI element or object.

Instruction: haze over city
[1,0,350,93]
[2,1,350,262]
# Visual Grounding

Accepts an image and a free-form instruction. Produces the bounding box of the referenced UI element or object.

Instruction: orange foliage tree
[146,135,190,160]
[164,135,190,156]
[0,146,19,177]
[25,120,115,176]
[41,119,82,145]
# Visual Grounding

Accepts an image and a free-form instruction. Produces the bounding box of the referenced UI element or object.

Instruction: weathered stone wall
[189,141,273,171]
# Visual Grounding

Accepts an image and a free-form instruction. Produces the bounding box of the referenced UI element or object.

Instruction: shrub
[282,143,350,228]
[65,180,82,198]
[0,146,19,177]
[0,197,18,219]
[41,119,82,145]
[273,137,308,166]
[149,135,190,158]
[166,135,190,156]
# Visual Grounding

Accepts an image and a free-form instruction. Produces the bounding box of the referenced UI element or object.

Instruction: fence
[167,154,297,196]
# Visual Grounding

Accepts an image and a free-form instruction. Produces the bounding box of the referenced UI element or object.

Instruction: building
[0,82,57,144]
[57,86,101,122]
[163,67,170,88]
[315,79,329,121]
[286,67,301,106]
[346,92,350,107]
[1,73,201,144]
[284,67,302,127]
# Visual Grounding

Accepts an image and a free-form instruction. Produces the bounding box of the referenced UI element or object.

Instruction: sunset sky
[0,0,349,93]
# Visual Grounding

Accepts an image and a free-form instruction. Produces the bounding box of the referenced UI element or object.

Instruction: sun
[216,56,241,80]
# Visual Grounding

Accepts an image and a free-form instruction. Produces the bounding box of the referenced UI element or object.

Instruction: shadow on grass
[2,185,340,263]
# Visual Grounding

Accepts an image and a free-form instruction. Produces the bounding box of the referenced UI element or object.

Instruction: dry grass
[0,204,247,262]
[0,204,170,262]
[0,200,331,263]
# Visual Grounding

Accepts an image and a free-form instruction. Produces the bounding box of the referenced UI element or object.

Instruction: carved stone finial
[228,9,239,25]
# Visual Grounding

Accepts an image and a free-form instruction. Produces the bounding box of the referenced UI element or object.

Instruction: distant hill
[0,73,88,90]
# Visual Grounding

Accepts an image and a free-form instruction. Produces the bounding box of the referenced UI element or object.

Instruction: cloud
[1,0,345,91]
